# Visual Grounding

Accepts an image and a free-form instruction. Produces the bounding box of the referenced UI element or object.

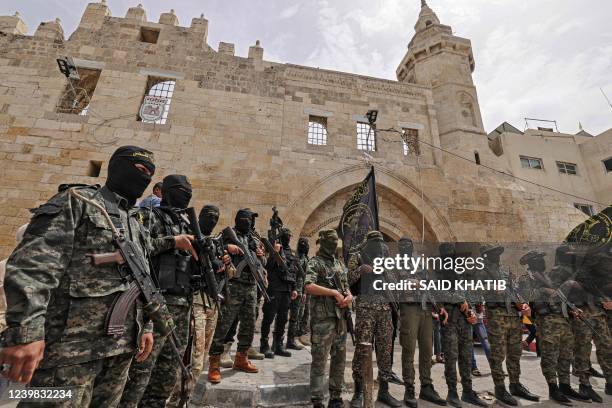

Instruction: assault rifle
[221,226,271,302]
[70,188,193,408]
[186,207,222,306]
[329,270,355,345]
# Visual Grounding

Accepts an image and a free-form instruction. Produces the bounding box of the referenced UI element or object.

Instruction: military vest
[309,256,347,320]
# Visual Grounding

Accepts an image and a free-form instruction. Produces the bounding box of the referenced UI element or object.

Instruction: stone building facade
[0,1,607,257]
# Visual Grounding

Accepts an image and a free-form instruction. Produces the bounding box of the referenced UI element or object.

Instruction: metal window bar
[307,117,328,145]
[143,79,175,124]
[357,122,375,151]
[402,128,419,156]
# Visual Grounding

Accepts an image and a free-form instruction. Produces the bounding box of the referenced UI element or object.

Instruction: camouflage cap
[519,250,546,265]
[318,229,338,241]
[366,230,384,241]
[480,244,505,256]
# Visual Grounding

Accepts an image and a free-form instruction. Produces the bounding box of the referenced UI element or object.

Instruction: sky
[3,0,612,135]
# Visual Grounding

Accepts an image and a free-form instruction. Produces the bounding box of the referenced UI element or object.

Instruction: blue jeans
[471,322,491,368]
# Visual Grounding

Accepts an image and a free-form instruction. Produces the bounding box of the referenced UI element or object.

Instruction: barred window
[402,128,419,156]
[556,161,577,175]
[307,116,328,145]
[520,155,543,170]
[357,122,375,151]
[56,68,101,115]
[140,77,175,124]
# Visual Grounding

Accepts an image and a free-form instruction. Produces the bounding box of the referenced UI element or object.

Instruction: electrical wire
[376,127,604,206]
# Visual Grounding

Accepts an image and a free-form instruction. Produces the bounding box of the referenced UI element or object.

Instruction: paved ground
[194,330,610,407]
[0,335,608,407]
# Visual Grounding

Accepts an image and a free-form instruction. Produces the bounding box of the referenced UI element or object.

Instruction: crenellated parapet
[0,11,28,35]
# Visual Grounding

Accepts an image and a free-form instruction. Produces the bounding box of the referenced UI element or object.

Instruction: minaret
[397,0,485,144]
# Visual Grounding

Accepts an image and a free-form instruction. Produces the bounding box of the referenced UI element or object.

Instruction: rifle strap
[99,186,125,232]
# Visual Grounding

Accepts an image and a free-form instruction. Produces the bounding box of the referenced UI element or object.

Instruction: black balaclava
[398,236,414,257]
[161,174,192,209]
[360,230,388,265]
[235,208,254,234]
[199,204,219,236]
[297,237,310,257]
[480,244,504,265]
[279,227,292,249]
[318,229,338,260]
[106,145,155,205]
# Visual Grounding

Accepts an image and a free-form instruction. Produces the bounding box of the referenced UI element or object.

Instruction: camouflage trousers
[19,353,132,408]
[486,307,522,386]
[399,304,433,386]
[352,304,393,383]
[288,295,306,339]
[209,280,257,355]
[118,303,190,408]
[441,307,473,390]
[570,310,612,385]
[166,302,218,408]
[299,295,310,336]
[310,317,347,403]
[539,313,573,384]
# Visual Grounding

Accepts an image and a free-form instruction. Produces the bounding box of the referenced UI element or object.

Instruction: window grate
[402,128,419,156]
[357,122,375,151]
[141,78,175,124]
[307,116,328,145]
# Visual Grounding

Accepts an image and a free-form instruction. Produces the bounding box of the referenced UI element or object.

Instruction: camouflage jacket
[305,255,349,321]
[295,254,309,295]
[2,185,174,367]
[347,253,391,311]
[138,206,191,307]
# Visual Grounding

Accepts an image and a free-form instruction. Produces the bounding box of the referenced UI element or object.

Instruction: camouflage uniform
[347,253,394,384]
[3,184,171,408]
[119,205,193,408]
[167,293,219,408]
[305,230,348,405]
[288,252,307,341]
[298,253,311,337]
[209,227,259,356]
[480,253,523,388]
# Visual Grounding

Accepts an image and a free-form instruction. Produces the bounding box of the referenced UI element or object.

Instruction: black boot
[495,385,518,406]
[273,338,291,357]
[377,381,402,407]
[260,339,274,359]
[287,336,304,350]
[312,401,325,408]
[560,383,590,401]
[461,389,487,407]
[404,384,417,408]
[549,382,573,406]
[350,380,364,408]
[446,386,462,408]
[420,384,446,406]
[579,384,602,403]
[509,382,539,401]
[606,383,612,396]
[589,366,604,378]
[328,398,343,408]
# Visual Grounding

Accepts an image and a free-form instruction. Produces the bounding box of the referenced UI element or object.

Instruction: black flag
[338,166,380,263]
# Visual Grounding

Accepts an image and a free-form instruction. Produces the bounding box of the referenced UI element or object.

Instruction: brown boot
[233,351,259,373]
[208,355,221,384]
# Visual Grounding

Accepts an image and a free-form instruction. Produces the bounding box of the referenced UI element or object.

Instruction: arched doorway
[285,164,454,243]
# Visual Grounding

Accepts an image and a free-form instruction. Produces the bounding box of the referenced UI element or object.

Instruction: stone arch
[458,91,477,127]
[285,163,455,243]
